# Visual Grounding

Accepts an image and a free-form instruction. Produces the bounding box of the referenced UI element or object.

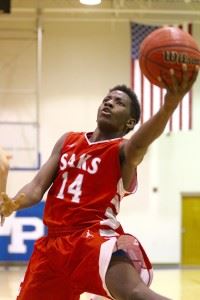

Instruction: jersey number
[57,171,84,203]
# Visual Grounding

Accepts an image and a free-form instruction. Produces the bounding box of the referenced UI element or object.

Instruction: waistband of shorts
[47,227,72,237]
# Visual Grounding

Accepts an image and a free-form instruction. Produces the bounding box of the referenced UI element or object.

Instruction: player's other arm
[122,65,199,168]
[0,147,11,193]
[0,133,67,217]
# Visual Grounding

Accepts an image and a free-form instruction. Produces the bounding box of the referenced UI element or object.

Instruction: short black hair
[110,85,141,126]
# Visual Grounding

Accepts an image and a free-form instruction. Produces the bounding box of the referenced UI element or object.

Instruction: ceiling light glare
[80,0,101,5]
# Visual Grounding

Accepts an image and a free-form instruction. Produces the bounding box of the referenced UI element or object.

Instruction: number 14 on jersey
[57,171,84,203]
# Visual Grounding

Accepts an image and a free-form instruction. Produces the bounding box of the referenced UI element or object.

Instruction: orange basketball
[139,26,200,87]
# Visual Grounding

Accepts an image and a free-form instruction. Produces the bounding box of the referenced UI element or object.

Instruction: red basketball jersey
[44,132,137,236]
[18,132,153,300]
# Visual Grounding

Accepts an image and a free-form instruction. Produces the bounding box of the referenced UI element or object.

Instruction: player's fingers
[183,65,199,92]
[195,64,199,73]
[190,65,199,85]
[1,192,10,203]
[159,69,178,92]
[169,68,179,92]
[181,64,188,82]
[157,72,172,90]
[157,76,166,89]
[180,64,191,91]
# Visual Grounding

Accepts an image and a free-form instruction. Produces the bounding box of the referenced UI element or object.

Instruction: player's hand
[0,192,25,225]
[159,64,199,109]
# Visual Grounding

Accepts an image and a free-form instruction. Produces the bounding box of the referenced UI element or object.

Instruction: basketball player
[0,65,198,300]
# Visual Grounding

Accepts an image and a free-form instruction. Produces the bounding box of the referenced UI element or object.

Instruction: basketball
[139,26,200,87]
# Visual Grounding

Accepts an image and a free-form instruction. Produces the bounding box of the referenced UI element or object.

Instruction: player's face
[97,90,134,135]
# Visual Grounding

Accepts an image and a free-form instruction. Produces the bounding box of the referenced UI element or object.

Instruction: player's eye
[116,99,125,106]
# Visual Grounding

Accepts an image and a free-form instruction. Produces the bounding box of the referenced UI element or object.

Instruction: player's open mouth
[101,108,112,116]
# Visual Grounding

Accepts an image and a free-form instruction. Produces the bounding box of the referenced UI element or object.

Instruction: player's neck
[89,129,123,142]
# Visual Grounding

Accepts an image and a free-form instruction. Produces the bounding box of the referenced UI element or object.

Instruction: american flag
[131,22,193,132]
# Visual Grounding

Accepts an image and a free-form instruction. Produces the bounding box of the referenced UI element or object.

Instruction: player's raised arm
[122,64,199,168]
[0,133,67,220]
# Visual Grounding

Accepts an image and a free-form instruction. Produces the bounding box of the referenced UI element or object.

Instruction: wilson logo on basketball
[164,51,200,64]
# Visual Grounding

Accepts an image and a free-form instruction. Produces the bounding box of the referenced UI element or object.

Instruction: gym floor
[0,266,199,300]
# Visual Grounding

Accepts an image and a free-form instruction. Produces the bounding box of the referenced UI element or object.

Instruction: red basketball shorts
[16,229,153,300]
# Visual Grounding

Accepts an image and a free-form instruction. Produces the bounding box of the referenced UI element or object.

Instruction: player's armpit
[121,141,147,168]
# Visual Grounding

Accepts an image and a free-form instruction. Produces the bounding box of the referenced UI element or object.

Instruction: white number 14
[57,171,84,203]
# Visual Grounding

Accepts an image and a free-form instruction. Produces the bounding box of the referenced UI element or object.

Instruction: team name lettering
[60,152,101,174]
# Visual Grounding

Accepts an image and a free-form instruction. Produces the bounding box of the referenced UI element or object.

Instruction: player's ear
[126,118,136,130]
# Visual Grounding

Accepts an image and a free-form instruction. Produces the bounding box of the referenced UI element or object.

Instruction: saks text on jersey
[60,153,101,174]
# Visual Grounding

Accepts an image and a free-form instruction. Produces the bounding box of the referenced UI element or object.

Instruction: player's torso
[44,132,126,235]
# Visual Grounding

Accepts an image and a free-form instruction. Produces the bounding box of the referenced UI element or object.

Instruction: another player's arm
[0,148,11,193]
[0,133,67,218]
[0,148,12,225]
[121,65,199,188]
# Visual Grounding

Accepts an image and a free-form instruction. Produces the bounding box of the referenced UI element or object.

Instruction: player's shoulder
[59,131,85,148]
[65,131,85,140]
[59,131,84,141]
